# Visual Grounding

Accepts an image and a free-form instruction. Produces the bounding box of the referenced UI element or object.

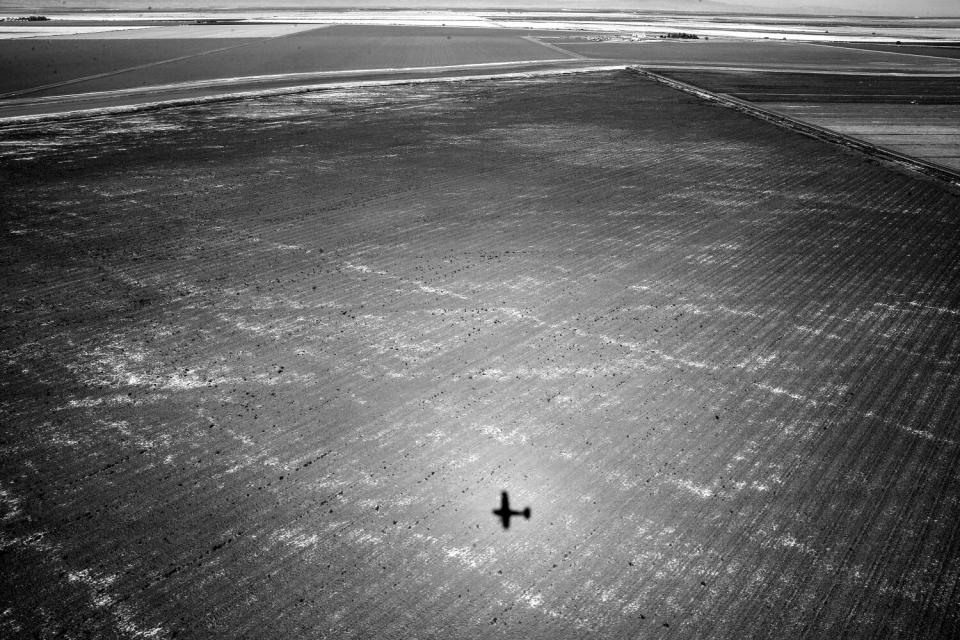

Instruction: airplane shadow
[492,491,531,530]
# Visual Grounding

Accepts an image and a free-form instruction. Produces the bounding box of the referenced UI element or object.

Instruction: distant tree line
[3,16,49,21]
[661,32,699,39]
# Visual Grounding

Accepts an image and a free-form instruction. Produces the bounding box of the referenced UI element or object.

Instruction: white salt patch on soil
[495,306,544,323]
[344,262,381,275]
[344,261,468,300]
[753,354,777,367]
[605,468,641,491]
[217,313,310,340]
[651,349,715,371]
[424,428,449,442]
[71,342,241,392]
[416,283,468,299]
[272,527,320,550]
[350,530,382,546]
[62,565,166,638]
[100,419,172,452]
[67,569,117,588]
[445,546,480,568]
[795,325,824,336]
[413,532,497,572]
[551,394,586,411]
[0,530,55,553]
[475,367,509,381]
[0,488,23,522]
[908,301,960,316]
[690,254,719,265]
[513,357,650,381]
[756,383,816,405]
[223,429,255,449]
[446,453,479,469]
[676,303,708,316]
[63,393,168,409]
[477,423,529,445]
[899,424,957,446]
[672,478,714,499]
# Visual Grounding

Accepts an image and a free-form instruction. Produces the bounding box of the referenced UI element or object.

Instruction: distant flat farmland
[51,24,323,39]
[827,42,960,61]
[765,102,960,171]
[553,39,960,73]
[656,68,960,175]
[11,25,575,98]
[654,70,960,103]
[0,37,263,95]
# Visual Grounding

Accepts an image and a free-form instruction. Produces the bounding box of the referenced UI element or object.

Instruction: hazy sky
[10,0,960,17]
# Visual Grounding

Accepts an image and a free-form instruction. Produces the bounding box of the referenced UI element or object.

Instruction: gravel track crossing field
[2,71,960,638]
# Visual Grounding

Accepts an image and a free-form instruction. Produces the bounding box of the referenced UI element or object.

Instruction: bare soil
[2,71,959,639]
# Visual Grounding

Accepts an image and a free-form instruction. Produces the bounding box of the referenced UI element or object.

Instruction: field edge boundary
[0,63,627,124]
[628,66,960,189]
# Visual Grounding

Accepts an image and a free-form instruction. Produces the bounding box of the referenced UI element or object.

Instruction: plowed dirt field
[2,71,959,639]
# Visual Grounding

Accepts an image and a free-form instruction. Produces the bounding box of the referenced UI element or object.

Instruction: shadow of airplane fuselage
[493,491,531,529]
